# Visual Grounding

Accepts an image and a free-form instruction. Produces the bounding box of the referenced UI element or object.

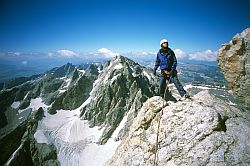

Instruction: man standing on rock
[153,39,189,99]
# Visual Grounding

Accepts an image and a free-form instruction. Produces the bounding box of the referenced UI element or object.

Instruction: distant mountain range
[0,54,106,83]
[0,51,217,83]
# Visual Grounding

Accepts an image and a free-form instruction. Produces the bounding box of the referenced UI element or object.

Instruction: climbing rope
[153,103,164,166]
[153,76,171,166]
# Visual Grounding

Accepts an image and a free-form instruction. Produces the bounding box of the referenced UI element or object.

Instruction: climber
[153,39,190,99]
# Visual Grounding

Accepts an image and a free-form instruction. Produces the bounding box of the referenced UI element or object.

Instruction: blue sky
[0,0,249,59]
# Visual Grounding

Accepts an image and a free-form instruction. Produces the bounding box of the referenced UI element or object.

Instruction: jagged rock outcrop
[217,28,250,109]
[81,55,158,144]
[48,64,99,114]
[107,91,250,165]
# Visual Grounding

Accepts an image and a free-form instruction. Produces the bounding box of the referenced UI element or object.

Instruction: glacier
[34,96,122,166]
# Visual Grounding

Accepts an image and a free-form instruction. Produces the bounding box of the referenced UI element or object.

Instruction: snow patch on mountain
[110,74,121,84]
[79,138,120,166]
[226,100,237,106]
[97,66,102,73]
[184,84,225,90]
[58,77,72,94]
[34,95,120,166]
[114,63,123,70]
[37,109,102,143]
[5,142,25,165]
[143,71,152,81]
[112,114,128,140]
[11,101,20,109]
[59,89,66,94]
[77,69,85,75]
[64,78,71,87]
[18,97,48,114]
[103,72,121,85]
[59,76,66,80]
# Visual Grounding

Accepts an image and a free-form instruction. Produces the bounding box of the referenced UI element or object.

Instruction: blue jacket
[154,48,177,73]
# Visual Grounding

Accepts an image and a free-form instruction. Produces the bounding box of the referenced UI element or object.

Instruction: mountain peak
[47,62,76,78]
[81,56,157,144]
[110,55,138,65]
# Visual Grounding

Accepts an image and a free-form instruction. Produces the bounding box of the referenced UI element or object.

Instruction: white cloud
[174,49,187,59]
[97,48,119,57]
[188,49,216,61]
[14,52,21,56]
[56,49,78,57]
[21,61,28,65]
[123,51,156,57]
[173,49,216,61]
[6,48,215,62]
[48,52,53,57]
[46,49,119,59]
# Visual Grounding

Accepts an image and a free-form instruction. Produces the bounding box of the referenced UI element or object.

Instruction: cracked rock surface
[107,90,250,166]
[217,28,250,109]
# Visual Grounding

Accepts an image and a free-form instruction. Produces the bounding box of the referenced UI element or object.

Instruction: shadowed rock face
[107,91,250,166]
[217,28,250,109]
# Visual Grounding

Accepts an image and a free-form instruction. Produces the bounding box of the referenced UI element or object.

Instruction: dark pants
[159,75,186,98]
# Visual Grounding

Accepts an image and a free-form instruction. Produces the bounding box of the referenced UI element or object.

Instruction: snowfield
[11,101,20,109]
[113,63,123,70]
[34,96,122,166]
[143,70,152,81]
[18,97,48,114]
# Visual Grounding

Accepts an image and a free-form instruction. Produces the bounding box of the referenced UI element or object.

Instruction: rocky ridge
[107,90,250,165]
